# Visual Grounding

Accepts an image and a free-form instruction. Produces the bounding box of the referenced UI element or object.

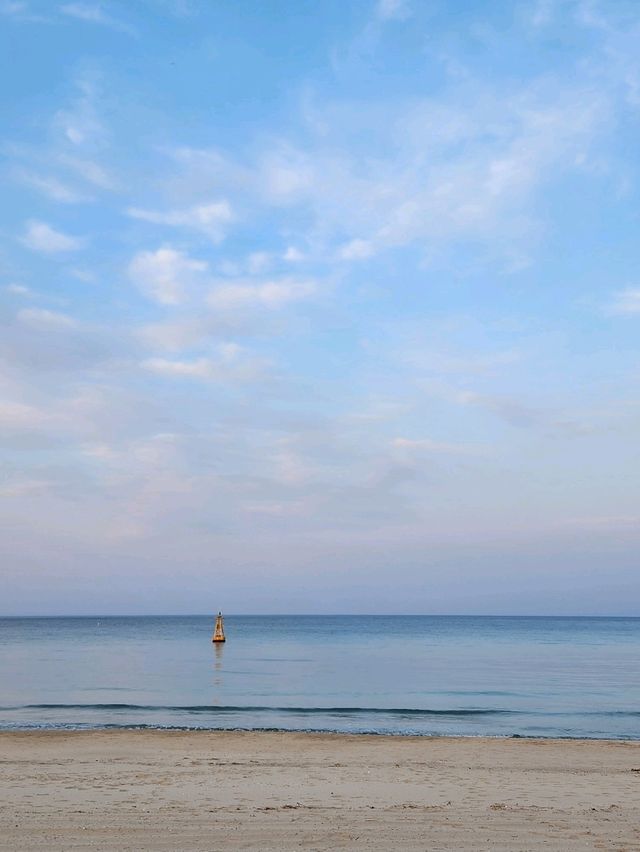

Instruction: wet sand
[1,730,639,850]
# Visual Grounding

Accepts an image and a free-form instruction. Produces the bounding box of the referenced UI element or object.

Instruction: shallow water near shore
[1,615,639,738]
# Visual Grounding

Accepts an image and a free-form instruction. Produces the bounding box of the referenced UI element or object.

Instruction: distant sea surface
[1,616,639,738]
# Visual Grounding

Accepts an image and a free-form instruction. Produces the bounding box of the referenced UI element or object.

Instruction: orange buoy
[212,611,226,643]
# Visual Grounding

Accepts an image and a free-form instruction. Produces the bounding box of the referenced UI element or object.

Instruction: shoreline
[2,729,639,850]
[2,725,640,741]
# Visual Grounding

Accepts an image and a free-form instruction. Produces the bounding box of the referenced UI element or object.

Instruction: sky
[1,0,640,616]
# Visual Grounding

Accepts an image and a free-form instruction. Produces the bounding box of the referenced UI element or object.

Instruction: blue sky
[1,0,640,615]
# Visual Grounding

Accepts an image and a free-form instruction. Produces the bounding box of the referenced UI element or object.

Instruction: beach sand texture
[1,730,639,850]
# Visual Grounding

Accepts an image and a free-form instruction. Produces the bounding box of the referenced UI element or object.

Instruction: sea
[1,615,639,739]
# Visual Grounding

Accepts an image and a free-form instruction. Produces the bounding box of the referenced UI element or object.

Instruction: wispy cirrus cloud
[270,88,603,265]
[59,3,134,34]
[338,239,374,261]
[127,200,234,242]
[0,1,48,22]
[21,220,83,253]
[59,154,117,191]
[151,73,607,273]
[607,287,640,315]
[5,283,33,297]
[15,169,89,203]
[142,344,272,384]
[17,308,77,329]
[375,0,411,22]
[4,143,117,208]
[53,74,107,148]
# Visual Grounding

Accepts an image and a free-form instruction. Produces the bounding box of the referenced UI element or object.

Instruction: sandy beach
[1,731,639,850]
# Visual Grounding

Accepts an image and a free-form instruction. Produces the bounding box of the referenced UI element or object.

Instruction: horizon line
[2,612,640,619]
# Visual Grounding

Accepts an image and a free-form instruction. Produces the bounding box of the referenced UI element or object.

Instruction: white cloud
[0,1,46,21]
[17,308,77,329]
[527,0,555,28]
[138,318,209,351]
[208,278,316,310]
[139,283,308,348]
[59,3,133,33]
[80,442,116,460]
[240,81,605,267]
[17,171,87,203]
[127,200,234,242]
[21,220,82,253]
[246,251,271,274]
[54,76,105,148]
[259,147,314,202]
[60,2,102,21]
[0,400,45,430]
[142,357,218,379]
[376,0,411,21]
[60,155,116,190]
[128,247,209,305]
[5,283,32,297]
[69,267,97,283]
[166,145,251,193]
[339,238,374,260]
[607,288,640,315]
[161,83,603,267]
[283,246,304,262]
[1,1,27,15]
[142,345,269,383]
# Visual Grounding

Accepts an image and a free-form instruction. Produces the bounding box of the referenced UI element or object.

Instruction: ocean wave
[3,703,515,717]
[3,703,640,718]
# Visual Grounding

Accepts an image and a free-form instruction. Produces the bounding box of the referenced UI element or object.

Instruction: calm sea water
[1,616,639,738]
